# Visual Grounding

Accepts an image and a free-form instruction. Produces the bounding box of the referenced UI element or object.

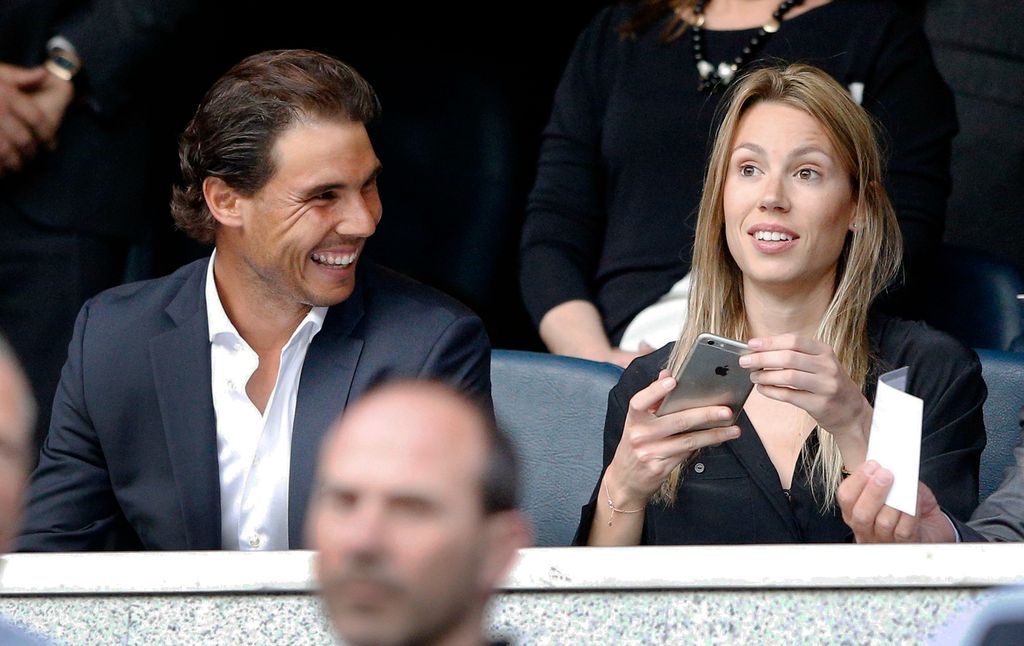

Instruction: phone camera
[707,340,715,346]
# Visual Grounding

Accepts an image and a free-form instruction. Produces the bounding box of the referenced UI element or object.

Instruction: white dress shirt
[205,252,326,550]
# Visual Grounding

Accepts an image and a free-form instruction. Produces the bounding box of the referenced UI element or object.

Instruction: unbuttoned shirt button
[694,462,705,474]
[248,534,262,548]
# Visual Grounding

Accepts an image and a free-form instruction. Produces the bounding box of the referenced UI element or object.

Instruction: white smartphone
[655,333,754,430]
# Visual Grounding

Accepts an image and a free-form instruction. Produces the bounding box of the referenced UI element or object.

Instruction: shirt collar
[205,249,328,346]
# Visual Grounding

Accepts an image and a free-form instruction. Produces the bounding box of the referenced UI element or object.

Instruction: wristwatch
[44,36,82,82]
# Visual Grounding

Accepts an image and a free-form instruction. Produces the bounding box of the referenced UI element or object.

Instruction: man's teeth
[754,231,795,241]
[311,251,358,266]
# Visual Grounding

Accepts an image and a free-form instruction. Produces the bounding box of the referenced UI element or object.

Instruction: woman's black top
[521,1,957,342]
[573,315,985,544]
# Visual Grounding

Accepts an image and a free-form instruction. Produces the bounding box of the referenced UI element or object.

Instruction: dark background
[134,0,1022,352]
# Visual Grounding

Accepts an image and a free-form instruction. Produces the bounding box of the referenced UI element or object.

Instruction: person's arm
[539,300,644,368]
[865,10,957,313]
[967,431,1024,542]
[17,300,130,551]
[53,0,203,117]
[520,9,617,352]
[915,342,986,521]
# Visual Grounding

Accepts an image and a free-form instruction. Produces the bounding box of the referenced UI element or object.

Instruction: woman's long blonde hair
[659,63,902,509]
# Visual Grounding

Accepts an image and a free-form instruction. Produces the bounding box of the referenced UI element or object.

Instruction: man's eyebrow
[364,163,383,185]
[297,164,383,200]
[299,182,344,199]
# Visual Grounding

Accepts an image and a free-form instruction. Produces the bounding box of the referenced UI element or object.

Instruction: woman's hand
[603,369,742,509]
[739,334,872,465]
[837,460,956,543]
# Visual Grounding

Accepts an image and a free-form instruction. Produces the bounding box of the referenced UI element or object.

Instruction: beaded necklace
[687,0,806,92]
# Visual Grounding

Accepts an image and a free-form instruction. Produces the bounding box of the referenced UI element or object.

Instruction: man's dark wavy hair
[170,49,381,244]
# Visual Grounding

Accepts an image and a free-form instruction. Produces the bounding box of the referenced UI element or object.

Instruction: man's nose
[335,194,380,238]
[341,503,386,552]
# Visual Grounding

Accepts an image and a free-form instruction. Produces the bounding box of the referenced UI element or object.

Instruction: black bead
[750,36,760,46]
[757,28,767,36]
[772,10,781,18]
[742,46,752,55]
[734,56,744,65]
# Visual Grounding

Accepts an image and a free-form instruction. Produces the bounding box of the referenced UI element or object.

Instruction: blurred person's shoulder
[0,617,54,646]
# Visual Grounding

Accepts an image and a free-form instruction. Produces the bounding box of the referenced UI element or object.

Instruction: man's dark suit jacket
[17,258,492,551]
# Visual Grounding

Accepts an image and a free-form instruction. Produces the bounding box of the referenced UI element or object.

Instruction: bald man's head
[308,381,528,646]
[0,335,35,554]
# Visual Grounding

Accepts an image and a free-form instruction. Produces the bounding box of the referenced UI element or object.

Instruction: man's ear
[203,177,245,228]
[478,510,531,593]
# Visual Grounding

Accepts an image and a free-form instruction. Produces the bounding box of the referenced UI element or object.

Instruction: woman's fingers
[647,424,741,460]
[740,348,818,373]
[838,461,906,542]
[628,375,676,414]
[749,367,817,391]
[628,375,737,436]
[872,505,902,542]
[892,509,919,543]
[747,334,828,355]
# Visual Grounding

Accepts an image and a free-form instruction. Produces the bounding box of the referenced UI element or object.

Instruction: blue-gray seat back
[978,349,1024,500]
[925,246,1024,351]
[490,350,622,546]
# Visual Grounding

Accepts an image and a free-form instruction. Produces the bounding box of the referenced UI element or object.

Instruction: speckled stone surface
[0,594,336,645]
[0,589,995,645]
[488,589,995,645]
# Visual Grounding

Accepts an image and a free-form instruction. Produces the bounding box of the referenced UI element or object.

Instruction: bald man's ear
[203,177,245,228]
[478,510,531,593]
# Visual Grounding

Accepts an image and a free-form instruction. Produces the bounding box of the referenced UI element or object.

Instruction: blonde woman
[576,64,984,546]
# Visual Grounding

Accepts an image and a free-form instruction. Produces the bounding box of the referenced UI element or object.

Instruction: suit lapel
[149,260,222,550]
[287,279,367,548]
[727,411,802,541]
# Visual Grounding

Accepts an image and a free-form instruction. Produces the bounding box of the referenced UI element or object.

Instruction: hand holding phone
[655,333,754,430]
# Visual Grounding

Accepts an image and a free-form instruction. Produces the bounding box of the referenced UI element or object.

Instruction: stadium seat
[490,350,622,546]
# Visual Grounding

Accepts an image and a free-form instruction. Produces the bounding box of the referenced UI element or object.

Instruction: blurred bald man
[0,337,51,645]
[307,381,530,646]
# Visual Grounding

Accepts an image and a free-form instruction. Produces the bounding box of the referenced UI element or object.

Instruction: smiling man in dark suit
[17,49,491,552]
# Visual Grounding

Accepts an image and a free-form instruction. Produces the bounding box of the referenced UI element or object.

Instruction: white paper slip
[865,366,923,515]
